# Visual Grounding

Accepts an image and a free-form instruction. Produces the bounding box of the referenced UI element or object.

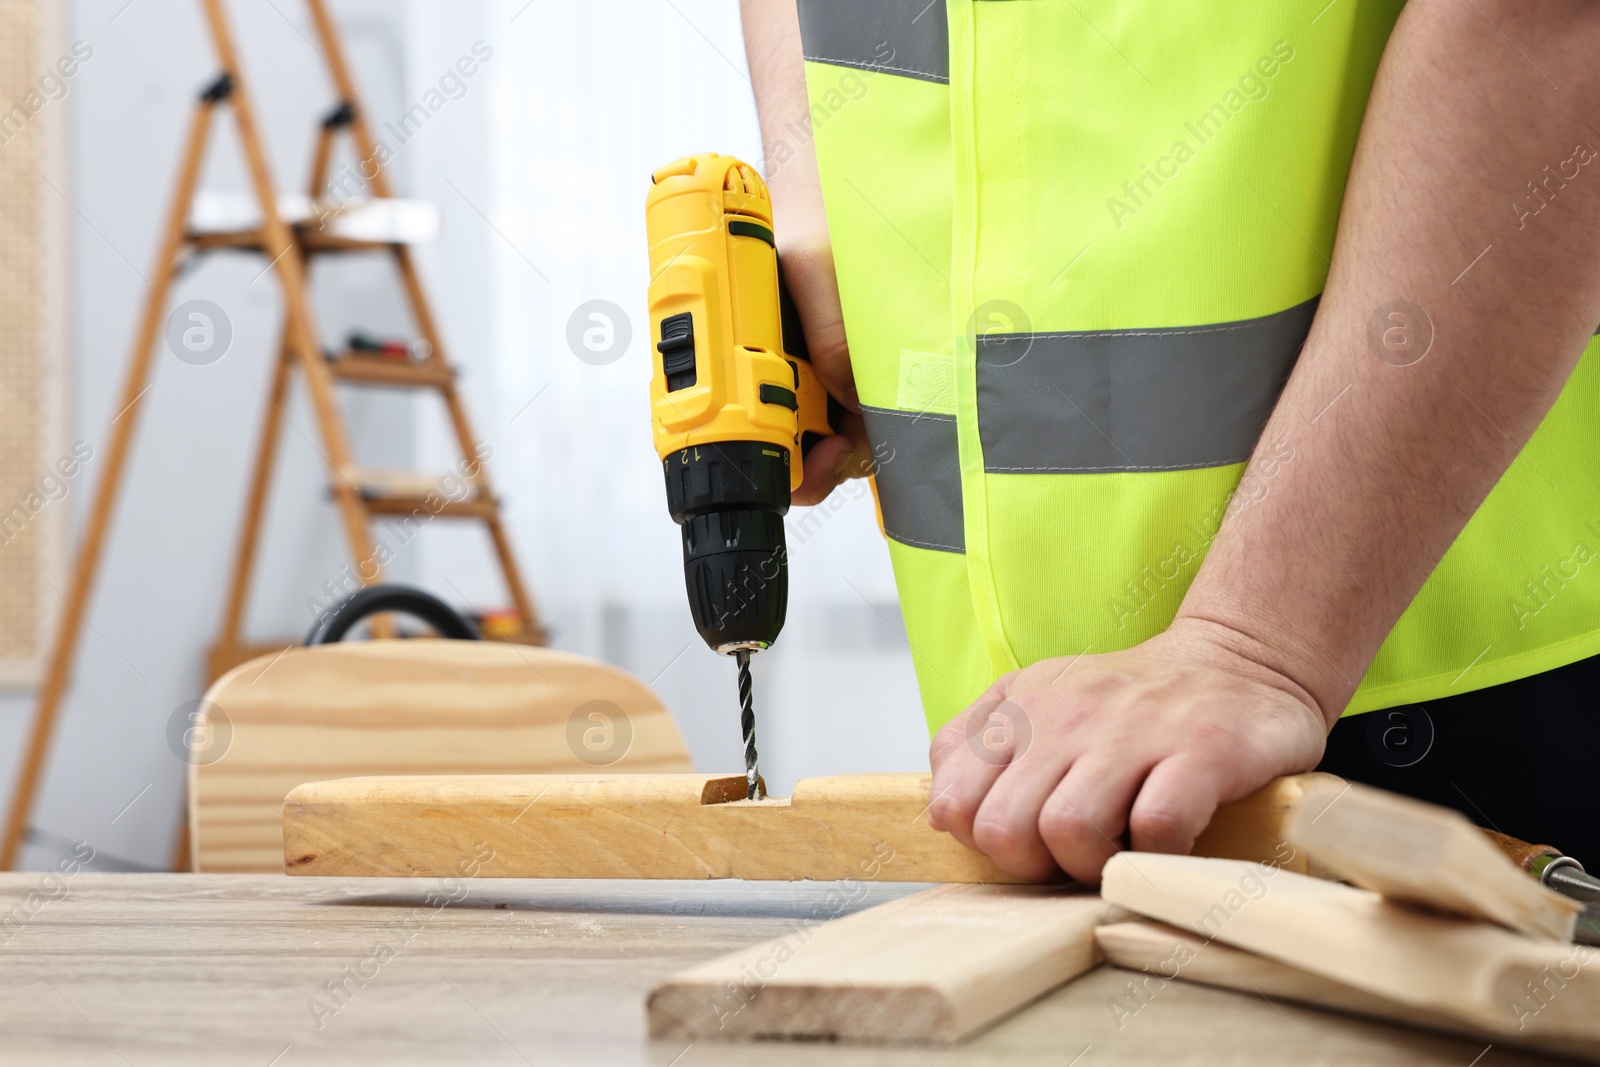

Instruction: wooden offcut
[192,640,692,873]
[1285,776,1579,940]
[1101,852,1600,1045]
[283,772,1333,883]
[1095,920,1600,1061]
[649,885,1123,1044]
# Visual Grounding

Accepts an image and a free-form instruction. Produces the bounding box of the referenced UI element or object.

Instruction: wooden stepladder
[0,0,543,870]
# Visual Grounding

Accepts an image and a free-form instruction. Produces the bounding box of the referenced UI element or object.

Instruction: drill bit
[735,649,765,801]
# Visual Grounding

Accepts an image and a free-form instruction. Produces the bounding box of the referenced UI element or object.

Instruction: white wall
[0,0,931,871]
[0,0,419,870]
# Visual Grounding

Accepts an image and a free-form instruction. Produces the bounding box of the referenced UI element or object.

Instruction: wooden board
[193,640,692,872]
[1286,775,1579,940]
[649,885,1123,1044]
[1101,852,1600,1045]
[1095,920,1600,1062]
[286,772,1017,882]
[283,772,1332,883]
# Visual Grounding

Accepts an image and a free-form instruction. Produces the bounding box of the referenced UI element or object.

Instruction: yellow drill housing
[645,153,835,656]
[645,153,832,485]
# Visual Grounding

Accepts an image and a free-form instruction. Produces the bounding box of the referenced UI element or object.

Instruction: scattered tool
[346,330,431,362]
[1484,829,1600,945]
[644,154,837,800]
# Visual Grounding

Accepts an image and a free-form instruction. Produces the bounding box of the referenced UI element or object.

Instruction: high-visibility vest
[794,0,1600,733]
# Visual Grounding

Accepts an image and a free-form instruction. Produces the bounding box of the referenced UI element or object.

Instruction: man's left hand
[926,618,1327,885]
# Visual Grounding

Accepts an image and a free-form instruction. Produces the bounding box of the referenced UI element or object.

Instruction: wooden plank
[1100,852,1600,1045]
[1285,776,1579,940]
[649,885,1124,1044]
[282,772,1335,883]
[285,772,1017,882]
[1095,920,1600,1062]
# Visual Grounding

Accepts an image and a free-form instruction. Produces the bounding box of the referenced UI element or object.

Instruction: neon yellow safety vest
[794,0,1600,733]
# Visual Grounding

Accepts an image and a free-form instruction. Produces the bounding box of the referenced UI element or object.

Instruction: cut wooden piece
[1286,776,1579,940]
[285,772,1017,882]
[1101,852,1600,1045]
[1095,920,1600,1062]
[650,884,1124,1044]
[283,771,1338,883]
[194,640,691,873]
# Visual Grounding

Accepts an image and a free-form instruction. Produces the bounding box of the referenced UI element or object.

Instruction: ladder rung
[350,471,499,520]
[299,230,399,254]
[329,354,454,389]
[183,227,400,255]
[362,493,499,520]
[186,228,266,252]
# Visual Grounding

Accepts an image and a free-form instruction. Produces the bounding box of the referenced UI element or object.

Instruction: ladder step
[362,494,499,520]
[188,192,439,246]
[184,227,398,255]
[329,354,454,389]
[351,471,499,520]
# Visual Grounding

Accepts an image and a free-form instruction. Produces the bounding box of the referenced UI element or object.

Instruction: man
[740,0,1600,882]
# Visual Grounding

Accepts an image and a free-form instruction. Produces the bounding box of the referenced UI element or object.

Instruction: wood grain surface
[650,885,1122,1044]
[282,772,1333,883]
[194,640,693,872]
[1095,920,1600,1062]
[1285,776,1580,940]
[1101,852,1600,1047]
[0,873,1560,1066]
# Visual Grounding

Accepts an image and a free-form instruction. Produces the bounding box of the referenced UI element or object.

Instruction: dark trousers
[1316,653,1600,865]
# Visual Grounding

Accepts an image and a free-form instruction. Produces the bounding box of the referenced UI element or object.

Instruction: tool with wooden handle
[1483,829,1600,944]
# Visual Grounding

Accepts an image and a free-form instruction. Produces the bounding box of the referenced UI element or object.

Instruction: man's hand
[927,619,1326,885]
[779,240,874,506]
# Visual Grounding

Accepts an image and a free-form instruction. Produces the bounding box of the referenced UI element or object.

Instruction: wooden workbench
[0,874,1551,1066]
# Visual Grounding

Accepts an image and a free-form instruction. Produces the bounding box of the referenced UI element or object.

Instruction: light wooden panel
[650,885,1125,1044]
[0,0,68,684]
[1101,852,1600,1047]
[281,772,1334,882]
[191,640,692,872]
[1285,775,1579,940]
[1095,920,1600,1062]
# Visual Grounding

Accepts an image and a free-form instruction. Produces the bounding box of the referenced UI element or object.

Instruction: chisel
[1484,830,1600,945]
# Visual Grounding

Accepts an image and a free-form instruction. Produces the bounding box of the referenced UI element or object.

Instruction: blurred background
[0,0,926,872]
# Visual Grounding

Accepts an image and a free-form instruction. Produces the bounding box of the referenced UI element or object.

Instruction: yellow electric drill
[645,153,836,800]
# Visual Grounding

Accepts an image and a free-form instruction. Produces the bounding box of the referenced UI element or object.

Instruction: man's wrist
[1160,613,1339,730]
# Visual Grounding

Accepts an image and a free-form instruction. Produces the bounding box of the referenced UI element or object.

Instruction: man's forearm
[739,0,828,247]
[1178,0,1600,723]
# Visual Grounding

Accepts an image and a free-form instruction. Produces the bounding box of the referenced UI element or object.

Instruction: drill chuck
[663,441,790,653]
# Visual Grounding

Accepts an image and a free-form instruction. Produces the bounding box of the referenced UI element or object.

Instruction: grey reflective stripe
[796,0,949,84]
[978,298,1318,473]
[861,406,964,553]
